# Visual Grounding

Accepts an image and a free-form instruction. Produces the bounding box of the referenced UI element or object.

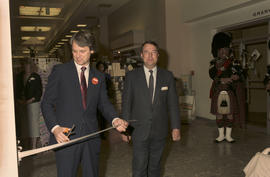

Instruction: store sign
[252,8,270,17]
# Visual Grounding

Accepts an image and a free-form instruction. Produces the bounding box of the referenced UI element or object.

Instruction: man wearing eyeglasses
[121,41,181,177]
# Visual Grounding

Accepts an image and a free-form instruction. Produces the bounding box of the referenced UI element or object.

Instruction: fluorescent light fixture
[58,42,64,45]
[22,50,30,54]
[13,56,25,59]
[21,36,31,40]
[37,37,46,40]
[21,26,51,32]
[77,24,87,27]
[55,45,61,47]
[70,30,79,33]
[19,6,62,16]
[61,39,69,41]
[21,36,46,40]
[65,35,73,38]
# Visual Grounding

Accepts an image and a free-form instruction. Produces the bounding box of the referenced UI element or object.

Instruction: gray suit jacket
[122,67,180,141]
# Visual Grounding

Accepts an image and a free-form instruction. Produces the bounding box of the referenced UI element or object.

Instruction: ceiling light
[22,50,30,54]
[61,39,69,41]
[58,42,64,45]
[19,6,62,16]
[21,36,31,40]
[21,36,45,40]
[55,45,61,47]
[21,26,51,32]
[65,35,73,38]
[70,30,79,33]
[13,56,25,59]
[37,37,46,40]
[77,24,87,27]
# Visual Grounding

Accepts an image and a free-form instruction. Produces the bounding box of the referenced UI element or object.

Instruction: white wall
[108,0,166,49]
[181,0,262,22]
[165,0,270,119]
[0,0,19,176]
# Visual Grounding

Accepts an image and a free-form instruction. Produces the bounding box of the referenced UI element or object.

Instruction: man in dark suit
[41,30,128,177]
[121,41,181,177]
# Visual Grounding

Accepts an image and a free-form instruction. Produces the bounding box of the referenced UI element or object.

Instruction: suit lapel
[138,67,152,105]
[86,69,95,109]
[69,62,84,108]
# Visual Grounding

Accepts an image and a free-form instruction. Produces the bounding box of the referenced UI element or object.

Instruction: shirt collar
[74,61,90,71]
[143,65,157,73]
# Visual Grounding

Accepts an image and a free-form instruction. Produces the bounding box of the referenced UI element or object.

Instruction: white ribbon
[18,126,114,161]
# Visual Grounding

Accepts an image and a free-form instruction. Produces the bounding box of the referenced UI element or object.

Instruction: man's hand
[25,97,35,104]
[112,118,128,132]
[52,126,70,143]
[121,134,131,142]
[172,129,181,141]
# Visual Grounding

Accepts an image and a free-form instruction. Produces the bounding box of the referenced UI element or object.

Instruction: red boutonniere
[92,77,99,85]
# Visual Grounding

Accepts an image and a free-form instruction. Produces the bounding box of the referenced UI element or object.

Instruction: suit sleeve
[122,72,132,121]
[168,72,181,130]
[97,75,118,124]
[41,66,59,131]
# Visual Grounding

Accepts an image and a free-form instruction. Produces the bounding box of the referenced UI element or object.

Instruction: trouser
[55,138,101,177]
[132,138,166,177]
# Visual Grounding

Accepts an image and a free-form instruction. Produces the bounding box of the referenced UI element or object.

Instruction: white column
[0,0,19,176]
[267,21,270,135]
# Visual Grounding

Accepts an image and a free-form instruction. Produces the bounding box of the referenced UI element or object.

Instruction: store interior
[3,0,270,176]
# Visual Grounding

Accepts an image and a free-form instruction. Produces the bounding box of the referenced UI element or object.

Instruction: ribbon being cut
[18,120,137,162]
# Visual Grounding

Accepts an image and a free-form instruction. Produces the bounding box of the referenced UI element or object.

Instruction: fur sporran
[217,91,230,114]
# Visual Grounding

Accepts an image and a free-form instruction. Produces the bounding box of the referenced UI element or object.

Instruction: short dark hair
[96,61,107,72]
[70,30,93,48]
[141,41,159,53]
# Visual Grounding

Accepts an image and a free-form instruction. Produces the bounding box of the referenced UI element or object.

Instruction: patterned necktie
[80,67,87,109]
[149,70,154,102]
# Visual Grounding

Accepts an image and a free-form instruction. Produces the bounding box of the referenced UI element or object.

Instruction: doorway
[223,22,269,127]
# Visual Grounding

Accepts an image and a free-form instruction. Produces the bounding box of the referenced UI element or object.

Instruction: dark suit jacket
[15,72,43,102]
[41,61,117,144]
[122,67,180,141]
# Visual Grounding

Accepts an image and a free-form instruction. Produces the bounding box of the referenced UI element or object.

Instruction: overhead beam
[15,1,66,8]
[15,15,64,21]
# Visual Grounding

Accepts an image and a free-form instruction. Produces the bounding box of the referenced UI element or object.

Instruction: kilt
[210,83,238,115]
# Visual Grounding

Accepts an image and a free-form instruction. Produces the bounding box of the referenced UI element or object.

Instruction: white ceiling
[10,0,131,57]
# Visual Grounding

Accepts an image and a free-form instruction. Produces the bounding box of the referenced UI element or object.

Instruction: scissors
[63,124,75,137]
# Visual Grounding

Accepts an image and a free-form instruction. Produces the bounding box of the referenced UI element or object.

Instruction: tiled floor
[19,118,270,177]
